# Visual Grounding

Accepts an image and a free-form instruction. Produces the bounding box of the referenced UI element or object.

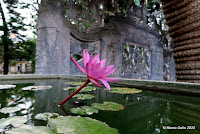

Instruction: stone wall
[66,18,164,80]
[36,0,174,81]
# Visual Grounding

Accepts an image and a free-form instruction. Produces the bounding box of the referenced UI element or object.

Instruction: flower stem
[58,105,68,116]
[58,79,90,106]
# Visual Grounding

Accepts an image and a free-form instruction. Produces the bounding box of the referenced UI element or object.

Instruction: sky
[0,0,40,39]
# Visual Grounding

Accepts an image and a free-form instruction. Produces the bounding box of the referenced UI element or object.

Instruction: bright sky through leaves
[0,0,40,39]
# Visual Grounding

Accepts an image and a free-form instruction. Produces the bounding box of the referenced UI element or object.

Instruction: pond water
[0,79,200,134]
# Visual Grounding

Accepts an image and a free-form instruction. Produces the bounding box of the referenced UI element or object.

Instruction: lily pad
[0,85,16,90]
[64,86,96,92]
[63,86,77,91]
[35,112,59,121]
[81,87,96,92]
[0,116,27,129]
[70,106,98,115]
[106,87,142,94]
[22,86,52,91]
[91,101,124,111]
[6,125,54,134]
[73,94,94,100]
[0,107,22,114]
[65,81,93,86]
[48,116,118,134]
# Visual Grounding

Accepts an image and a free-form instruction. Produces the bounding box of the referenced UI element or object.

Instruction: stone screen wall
[122,42,151,79]
[35,0,175,81]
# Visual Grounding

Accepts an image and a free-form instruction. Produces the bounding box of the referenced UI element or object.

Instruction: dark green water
[0,80,200,134]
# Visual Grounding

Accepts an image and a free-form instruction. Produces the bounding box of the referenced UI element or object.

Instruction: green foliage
[147,0,161,13]
[1,0,27,40]
[0,0,37,74]
[74,54,82,61]
[10,60,16,66]
[13,38,36,71]
[134,0,140,6]
[14,38,36,61]
[19,1,40,35]
[64,0,141,34]
[104,11,115,16]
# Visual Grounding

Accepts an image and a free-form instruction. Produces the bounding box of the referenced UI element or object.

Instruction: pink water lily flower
[71,49,119,91]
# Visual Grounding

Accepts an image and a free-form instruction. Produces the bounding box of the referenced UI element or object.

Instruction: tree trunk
[0,1,9,75]
[161,0,200,83]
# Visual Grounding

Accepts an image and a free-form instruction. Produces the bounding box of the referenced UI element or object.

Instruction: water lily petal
[105,65,114,73]
[83,49,90,68]
[86,50,90,62]
[83,49,87,68]
[87,54,94,76]
[89,78,102,87]
[88,53,93,65]
[99,79,111,91]
[100,59,107,67]
[92,67,107,79]
[71,57,86,74]
[92,53,100,64]
[91,63,101,75]
[86,63,91,76]
[104,68,117,77]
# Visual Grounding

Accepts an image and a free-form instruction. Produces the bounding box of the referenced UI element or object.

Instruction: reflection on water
[0,80,200,134]
[0,83,35,128]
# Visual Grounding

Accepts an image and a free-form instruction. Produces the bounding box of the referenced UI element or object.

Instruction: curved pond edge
[0,74,200,95]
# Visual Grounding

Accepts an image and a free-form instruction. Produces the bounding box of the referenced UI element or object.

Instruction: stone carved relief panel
[122,41,151,79]
[70,36,99,75]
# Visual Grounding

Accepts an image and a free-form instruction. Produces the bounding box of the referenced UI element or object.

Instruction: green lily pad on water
[65,81,93,86]
[73,94,94,100]
[92,101,124,111]
[81,87,96,92]
[106,87,142,94]
[6,125,54,134]
[64,86,96,92]
[0,85,16,90]
[0,107,22,114]
[63,86,77,91]
[70,106,98,115]
[22,86,52,91]
[35,112,59,121]
[48,116,118,134]
[0,116,27,129]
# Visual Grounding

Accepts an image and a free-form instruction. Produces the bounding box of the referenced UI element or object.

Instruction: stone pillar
[161,0,200,82]
[36,0,70,75]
